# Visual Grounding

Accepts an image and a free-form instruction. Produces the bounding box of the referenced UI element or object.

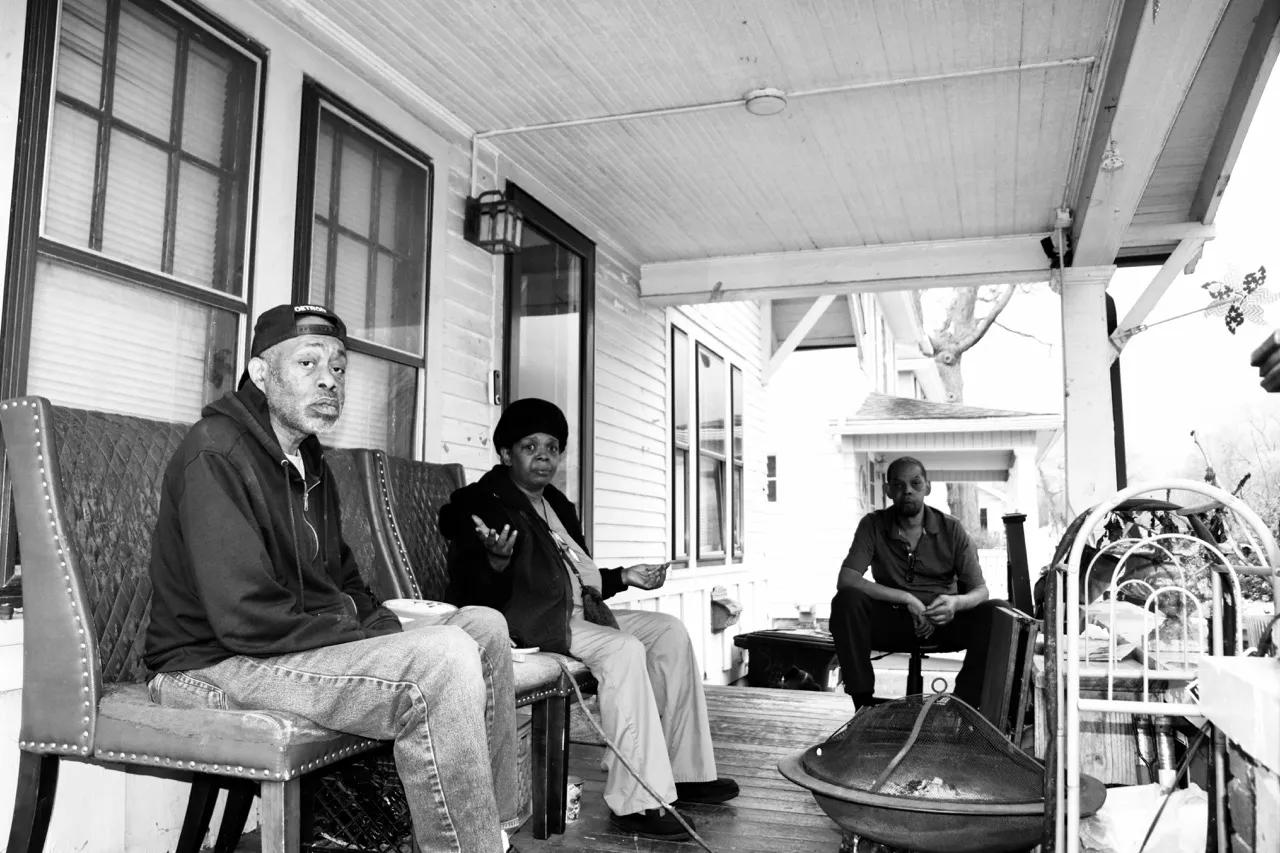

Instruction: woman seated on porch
[438,398,738,841]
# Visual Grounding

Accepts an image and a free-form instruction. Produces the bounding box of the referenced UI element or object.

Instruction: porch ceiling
[263,0,1280,304]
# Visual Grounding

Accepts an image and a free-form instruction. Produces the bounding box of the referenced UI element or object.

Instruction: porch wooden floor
[227,684,853,852]
[511,684,852,853]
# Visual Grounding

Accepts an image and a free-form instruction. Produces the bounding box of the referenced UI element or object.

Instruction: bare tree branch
[993,320,1053,347]
[950,284,1015,354]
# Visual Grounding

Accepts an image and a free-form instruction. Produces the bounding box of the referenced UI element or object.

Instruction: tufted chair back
[2,397,382,853]
[323,448,405,601]
[378,455,463,600]
[3,398,186,749]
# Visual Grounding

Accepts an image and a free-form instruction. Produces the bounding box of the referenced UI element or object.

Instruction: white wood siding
[432,155,504,475]
[590,249,669,562]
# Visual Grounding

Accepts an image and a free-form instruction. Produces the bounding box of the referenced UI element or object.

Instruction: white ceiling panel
[257,0,1276,284]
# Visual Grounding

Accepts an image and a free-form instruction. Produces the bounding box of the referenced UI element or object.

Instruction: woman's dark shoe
[675,776,740,804]
[609,806,693,840]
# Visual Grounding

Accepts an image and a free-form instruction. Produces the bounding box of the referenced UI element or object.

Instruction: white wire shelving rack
[1053,479,1280,853]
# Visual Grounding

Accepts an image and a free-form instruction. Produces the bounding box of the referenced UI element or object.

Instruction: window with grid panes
[696,343,726,560]
[730,364,744,560]
[671,326,691,561]
[3,0,262,420]
[296,83,431,456]
[671,322,747,566]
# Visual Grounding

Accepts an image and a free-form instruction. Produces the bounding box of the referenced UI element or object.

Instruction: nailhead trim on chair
[3,399,96,752]
[371,454,425,600]
[89,740,376,781]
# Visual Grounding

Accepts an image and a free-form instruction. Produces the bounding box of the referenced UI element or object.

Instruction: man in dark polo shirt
[830,456,1005,709]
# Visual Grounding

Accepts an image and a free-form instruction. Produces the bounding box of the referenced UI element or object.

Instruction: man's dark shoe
[675,776,740,804]
[609,807,693,840]
[852,693,889,711]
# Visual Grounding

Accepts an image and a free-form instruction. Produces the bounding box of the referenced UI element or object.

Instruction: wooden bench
[326,448,596,839]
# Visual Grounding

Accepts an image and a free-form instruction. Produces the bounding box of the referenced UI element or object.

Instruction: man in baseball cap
[148,303,523,852]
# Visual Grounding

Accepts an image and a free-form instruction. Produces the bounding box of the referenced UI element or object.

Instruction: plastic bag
[1079,782,1206,853]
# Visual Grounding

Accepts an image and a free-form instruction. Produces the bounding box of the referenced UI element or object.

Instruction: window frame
[669,316,747,568]
[1,0,265,586]
[291,78,434,456]
[2,0,264,400]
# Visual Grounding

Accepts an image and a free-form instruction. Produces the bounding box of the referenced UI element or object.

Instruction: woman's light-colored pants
[153,606,519,853]
[569,608,717,816]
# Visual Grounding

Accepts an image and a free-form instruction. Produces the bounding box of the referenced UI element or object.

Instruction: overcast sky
[958,64,1280,485]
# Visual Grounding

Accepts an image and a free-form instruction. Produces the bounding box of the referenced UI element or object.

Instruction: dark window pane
[673,327,689,448]
[697,344,726,557]
[698,458,725,555]
[731,365,743,462]
[322,351,417,456]
[331,232,371,327]
[731,365,744,559]
[314,123,334,214]
[181,40,232,164]
[337,133,374,234]
[44,103,98,246]
[674,448,689,559]
[101,129,168,268]
[172,161,223,284]
[56,0,107,105]
[672,327,690,559]
[732,464,744,558]
[112,1,177,138]
[27,259,238,421]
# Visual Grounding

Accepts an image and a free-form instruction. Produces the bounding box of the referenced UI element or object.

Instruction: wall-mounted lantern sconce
[464,189,524,254]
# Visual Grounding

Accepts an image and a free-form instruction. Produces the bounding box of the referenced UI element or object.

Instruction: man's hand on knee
[923,594,959,626]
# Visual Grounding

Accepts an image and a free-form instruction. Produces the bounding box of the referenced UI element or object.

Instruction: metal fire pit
[778,694,1105,852]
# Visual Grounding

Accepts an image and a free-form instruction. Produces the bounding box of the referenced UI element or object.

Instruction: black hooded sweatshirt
[438,464,625,654]
[144,382,400,674]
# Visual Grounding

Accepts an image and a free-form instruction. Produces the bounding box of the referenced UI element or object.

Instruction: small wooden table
[734,628,840,690]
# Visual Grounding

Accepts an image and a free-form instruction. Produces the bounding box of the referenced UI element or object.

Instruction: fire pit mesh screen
[802,694,1043,803]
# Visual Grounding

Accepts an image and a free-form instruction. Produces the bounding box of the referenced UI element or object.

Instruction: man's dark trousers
[829,586,1008,706]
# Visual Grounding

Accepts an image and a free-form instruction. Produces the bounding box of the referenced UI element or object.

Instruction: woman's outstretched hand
[622,562,670,590]
[472,515,517,557]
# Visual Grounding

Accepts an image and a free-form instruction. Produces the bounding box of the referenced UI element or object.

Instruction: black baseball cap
[249,304,347,357]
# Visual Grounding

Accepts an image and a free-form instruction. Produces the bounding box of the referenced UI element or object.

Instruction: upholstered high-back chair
[0,397,378,853]
[377,454,462,599]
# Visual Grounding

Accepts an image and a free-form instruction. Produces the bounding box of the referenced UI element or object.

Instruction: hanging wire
[1113,297,1232,344]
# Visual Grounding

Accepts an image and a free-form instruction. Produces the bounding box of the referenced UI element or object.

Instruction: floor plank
[512,685,853,853]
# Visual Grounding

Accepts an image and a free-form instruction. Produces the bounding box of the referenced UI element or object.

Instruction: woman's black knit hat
[493,398,569,451]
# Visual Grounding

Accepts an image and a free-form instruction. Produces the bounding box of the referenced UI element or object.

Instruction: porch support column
[1060,266,1119,516]
[1009,447,1043,564]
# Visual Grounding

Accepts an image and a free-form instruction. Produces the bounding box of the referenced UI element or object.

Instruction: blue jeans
[150,606,519,853]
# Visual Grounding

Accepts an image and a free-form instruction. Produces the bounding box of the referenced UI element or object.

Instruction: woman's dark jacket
[438,465,624,654]
[145,381,400,674]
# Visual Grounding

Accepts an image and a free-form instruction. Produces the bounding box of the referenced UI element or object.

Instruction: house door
[502,184,595,519]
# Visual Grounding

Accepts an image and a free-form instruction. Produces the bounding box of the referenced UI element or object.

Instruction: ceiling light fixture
[744,87,788,117]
